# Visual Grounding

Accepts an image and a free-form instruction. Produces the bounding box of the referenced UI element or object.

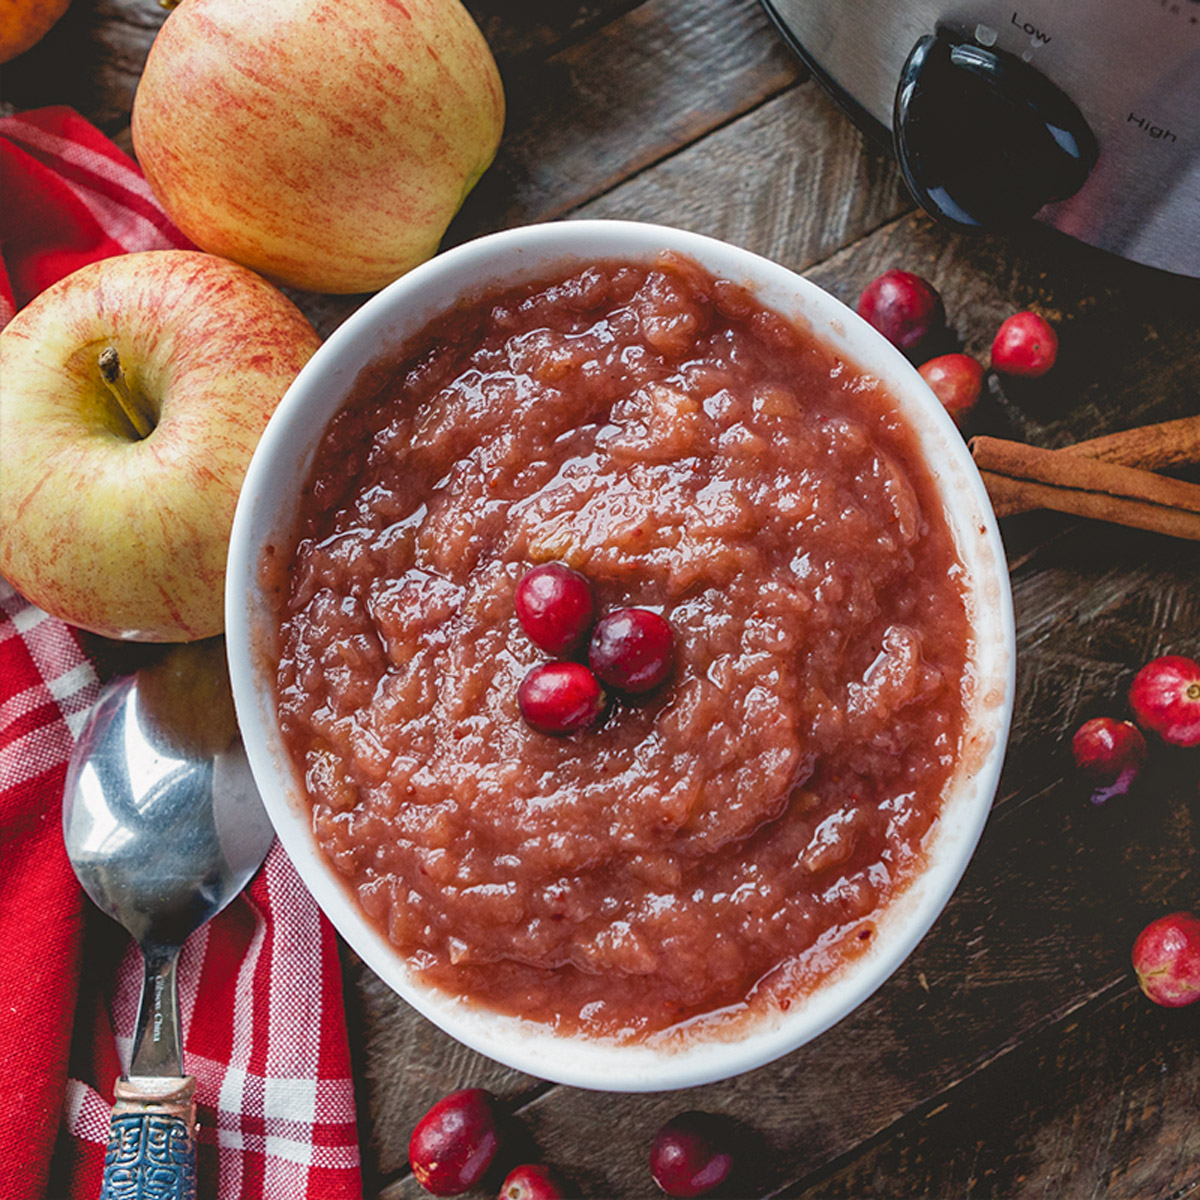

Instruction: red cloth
[0,109,363,1200]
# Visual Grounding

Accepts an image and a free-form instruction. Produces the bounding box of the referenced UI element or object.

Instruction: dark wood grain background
[6,1,1200,1196]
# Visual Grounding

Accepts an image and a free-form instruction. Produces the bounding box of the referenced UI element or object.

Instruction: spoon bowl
[65,640,273,950]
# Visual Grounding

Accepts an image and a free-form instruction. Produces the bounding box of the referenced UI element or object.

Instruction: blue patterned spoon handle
[100,1075,197,1200]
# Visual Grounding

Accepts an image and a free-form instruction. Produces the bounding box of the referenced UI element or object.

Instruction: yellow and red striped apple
[0,250,321,641]
[131,0,505,295]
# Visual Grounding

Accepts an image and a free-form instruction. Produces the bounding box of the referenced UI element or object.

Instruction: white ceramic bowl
[226,220,1015,1092]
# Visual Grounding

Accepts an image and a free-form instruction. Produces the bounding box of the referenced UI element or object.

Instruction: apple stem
[99,348,154,440]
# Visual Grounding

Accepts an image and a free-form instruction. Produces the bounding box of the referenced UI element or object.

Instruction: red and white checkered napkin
[0,109,362,1200]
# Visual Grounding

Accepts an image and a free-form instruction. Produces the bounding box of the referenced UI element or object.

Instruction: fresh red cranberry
[588,608,675,694]
[650,1111,735,1197]
[518,661,605,735]
[499,1164,562,1200]
[1132,912,1200,1008]
[856,269,945,355]
[1071,717,1146,804]
[990,311,1058,377]
[918,353,983,424]
[409,1088,503,1196]
[515,563,596,655]
[1129,654,1200,747]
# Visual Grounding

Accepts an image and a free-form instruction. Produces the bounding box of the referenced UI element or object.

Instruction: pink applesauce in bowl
[266,251,976,1039]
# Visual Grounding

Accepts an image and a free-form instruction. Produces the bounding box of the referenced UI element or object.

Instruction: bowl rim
[226,218,1015,1092]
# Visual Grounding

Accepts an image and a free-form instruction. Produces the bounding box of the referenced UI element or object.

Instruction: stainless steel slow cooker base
[763,0,1200,277]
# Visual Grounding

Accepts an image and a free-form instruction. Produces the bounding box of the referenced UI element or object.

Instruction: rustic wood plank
[465,0,646,63]
[445,0,802,245]
[782,984,1200,1200]
[572,83,909,273]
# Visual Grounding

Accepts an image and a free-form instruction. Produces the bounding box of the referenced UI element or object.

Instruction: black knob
[893,31,1098,232]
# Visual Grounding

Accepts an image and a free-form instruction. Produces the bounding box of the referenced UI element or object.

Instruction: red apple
[0,0,72,63]
[0,250,321,641]
[132,0,505,294]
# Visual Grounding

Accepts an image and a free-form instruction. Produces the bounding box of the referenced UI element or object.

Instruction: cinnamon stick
[986,414,1200,517]
[971,435,1200,542]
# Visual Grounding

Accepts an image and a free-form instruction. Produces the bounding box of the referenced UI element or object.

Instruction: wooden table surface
[7,2,1200,1196]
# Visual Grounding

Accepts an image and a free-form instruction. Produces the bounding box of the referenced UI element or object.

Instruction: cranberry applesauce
[270,252,971,1038]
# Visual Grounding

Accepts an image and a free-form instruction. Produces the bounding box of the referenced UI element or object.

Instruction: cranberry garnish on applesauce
[588,607,675,694]
[518,661,606,735]
[515,563,596,655]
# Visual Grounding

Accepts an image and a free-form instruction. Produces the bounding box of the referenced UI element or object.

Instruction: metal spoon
[63,639,275,1200]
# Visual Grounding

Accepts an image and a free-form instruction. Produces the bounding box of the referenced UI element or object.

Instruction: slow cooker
[762,1,1200,277]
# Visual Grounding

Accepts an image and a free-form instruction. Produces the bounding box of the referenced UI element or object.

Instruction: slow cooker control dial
[893,31,1098,232]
